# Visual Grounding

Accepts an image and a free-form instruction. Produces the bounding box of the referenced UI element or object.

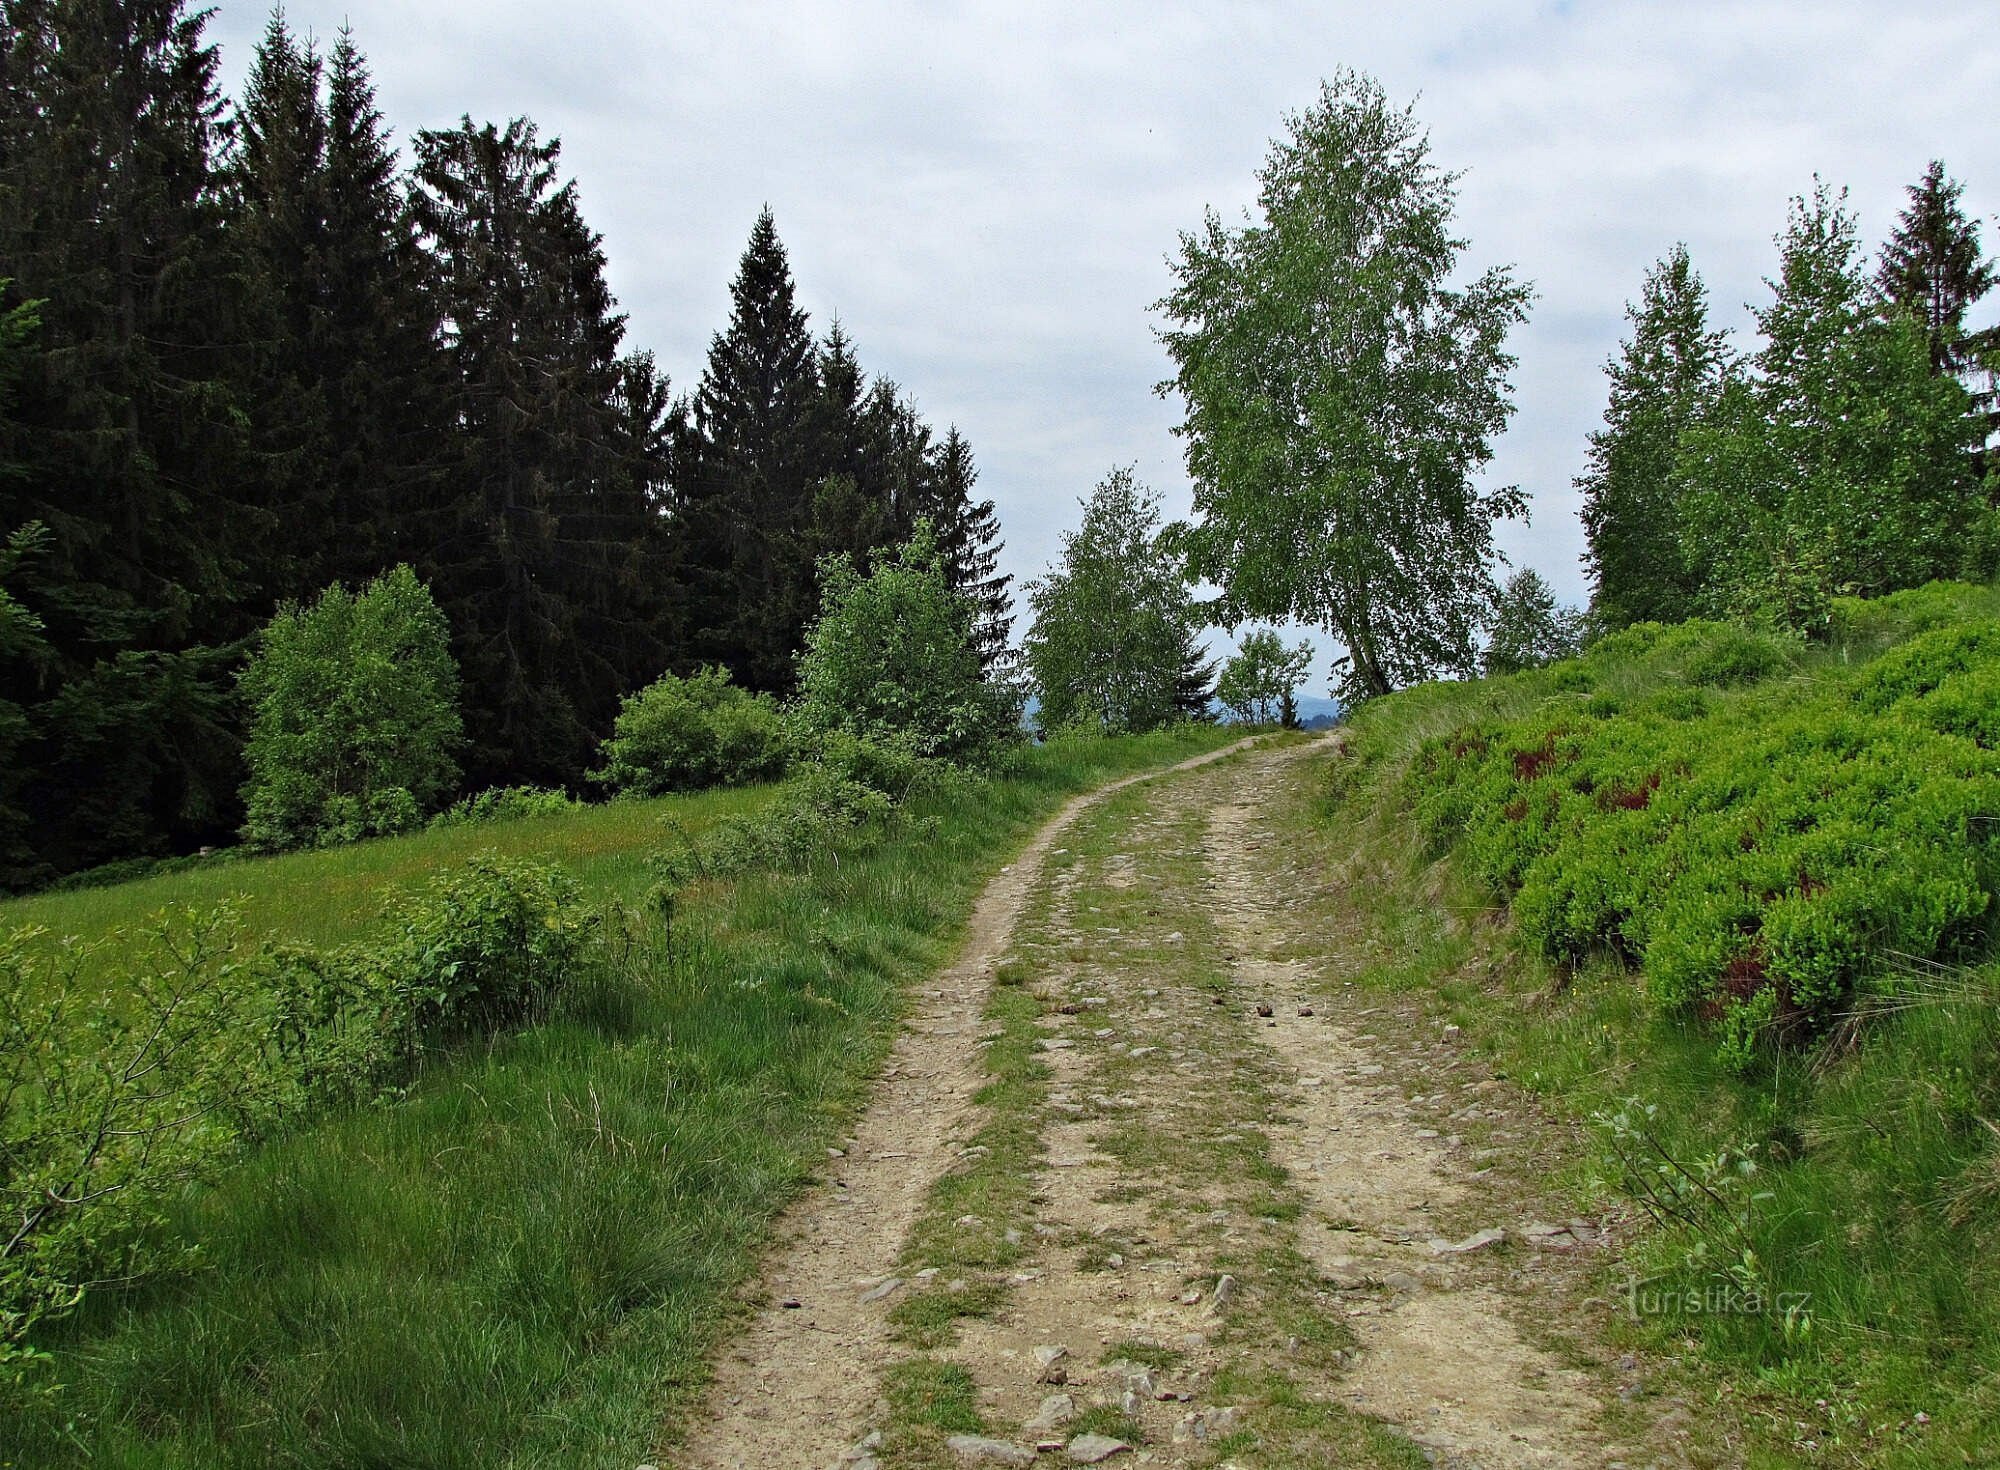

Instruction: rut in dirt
[669,738,1694,1470]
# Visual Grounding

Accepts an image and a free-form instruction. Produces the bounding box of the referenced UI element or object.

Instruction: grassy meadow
[1303,581,2000,1466]
[0,785,771,996]
[0,726,1239,1469]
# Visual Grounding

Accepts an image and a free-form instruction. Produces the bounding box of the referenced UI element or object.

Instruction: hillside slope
[1316,580,2000,1466]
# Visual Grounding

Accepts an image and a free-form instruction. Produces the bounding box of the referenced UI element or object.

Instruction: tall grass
[0,726,1236,1468]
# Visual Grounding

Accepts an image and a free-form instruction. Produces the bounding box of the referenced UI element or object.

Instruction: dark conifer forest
[0,3,1011,888]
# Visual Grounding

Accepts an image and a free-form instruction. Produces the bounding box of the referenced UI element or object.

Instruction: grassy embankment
[0,725,1238,1469]
[1305,581,2000,1467]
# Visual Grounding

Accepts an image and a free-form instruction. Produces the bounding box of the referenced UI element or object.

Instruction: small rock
[1380,1270,1425,1293]
[1428,1227,1506,1255]
[1442,1024,1462,1040]
[1104,1360,1155,1397]
[1066,1434,1132,1464]
[1178,1285,1203,1305]
[1023,1393,1075,1433]
[1255,1003,1273,1018]
[834,1431,883,1464]
[1034,1343,1071,1384]
[1208,1273,1239,1312]
[858,1276,905,1303]
[1208,1406,1242,1436]
[781,1297,803,1309]
[946,1435,1035,1466]
[1297,1005,1314,1017]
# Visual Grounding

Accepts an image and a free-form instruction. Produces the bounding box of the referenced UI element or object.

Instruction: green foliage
[1482,569,1583,676]
[427,785,582,828]
[590,666,787,795]
[1,908,278,1391]
[239,565,464,851]
[1025,468,1211,734]
[0,728,1234,1467]
[1397,615,2000,1064]
[1158,69,1531,702]
[792,522,1017,762]
[1326,626,2000,1452]
[1,857,597,1385]
[1579,246,1730,629]
[1675,184,1998,626]
[1216,629,1313,725]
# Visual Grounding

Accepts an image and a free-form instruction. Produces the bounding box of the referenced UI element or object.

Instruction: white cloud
[207,0,2000,692]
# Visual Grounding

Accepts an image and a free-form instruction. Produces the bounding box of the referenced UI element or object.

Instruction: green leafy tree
[1024,469,1211,734]
[1677,183,1997,626]
[792,521,1014,761]
[238,565,463,850]
[1216,629,1313,725]
[1579,246,1731,629]
[1157,70,1532,704]
[590,666,786,794]
[1482,568,1582,675]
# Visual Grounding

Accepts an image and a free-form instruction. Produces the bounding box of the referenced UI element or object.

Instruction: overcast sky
[209,1,2000,692]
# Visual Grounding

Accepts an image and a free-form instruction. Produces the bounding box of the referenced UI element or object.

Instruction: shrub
[1400,630,2000,1064]
[1,909,283,1385]
[590,666,786,795]
[380,858,596,1035]
[238,565,464,851]
[428,785,583,828]
[793,523,1018,762]
[2,859,598,1374]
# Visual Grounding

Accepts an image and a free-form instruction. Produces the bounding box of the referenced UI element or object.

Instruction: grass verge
[1297,585,2000,1468]
[0,726,1238,1469]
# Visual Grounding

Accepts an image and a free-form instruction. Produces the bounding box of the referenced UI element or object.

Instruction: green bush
[428,785,583,829]
[795,523,1019,761]
[1401,623,2000,1064]
[238,566,464,851]
[590,666,787,795]
[1,909,279,1388]
[2,859,598,1376]
[381,859,596,1036]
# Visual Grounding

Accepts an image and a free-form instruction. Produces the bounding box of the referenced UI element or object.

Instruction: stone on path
[1033,1343,1071,1383]
[1208,1272,1239,1312]
[1066,1433,1133,1463]
[1428,1226,1506,1255]
[946,1434,1036,1466]
[1023,1392,1075,1432]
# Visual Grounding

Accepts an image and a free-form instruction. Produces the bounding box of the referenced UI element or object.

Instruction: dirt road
[670,737,1697,1469]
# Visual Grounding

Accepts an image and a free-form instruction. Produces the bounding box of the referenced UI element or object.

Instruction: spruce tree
[412,116,661,785]
[920,426,1013,671]
[227,9,332,602]
[318,24,446,582]
[675,208,822,693]
[1578,245,1730,629]
[1877,160,1996,376]
[0,0,253,873]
